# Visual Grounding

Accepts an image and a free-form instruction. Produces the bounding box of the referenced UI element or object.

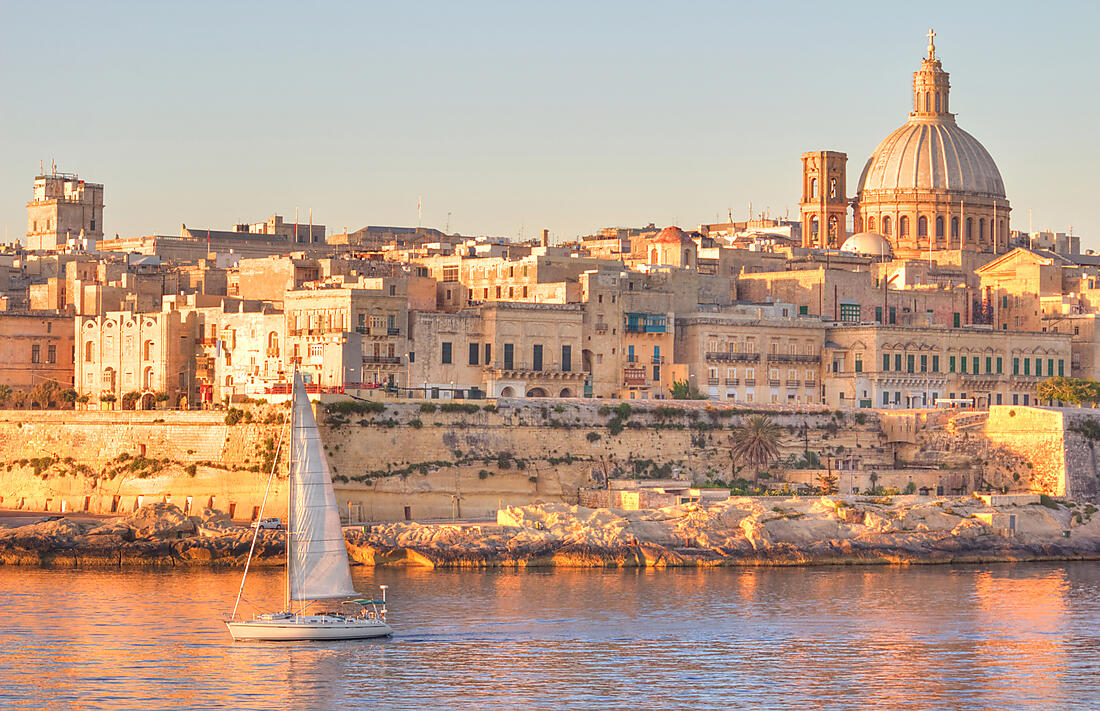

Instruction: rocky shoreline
[345,495,1100,569]
[3,496,1100,569]
[0,503,285,568]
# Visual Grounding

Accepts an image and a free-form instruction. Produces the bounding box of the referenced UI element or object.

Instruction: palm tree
[729,415,783,487]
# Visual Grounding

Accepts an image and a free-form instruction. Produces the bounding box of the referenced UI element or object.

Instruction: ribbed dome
[857,117,1005,198]
[840,232,893,257]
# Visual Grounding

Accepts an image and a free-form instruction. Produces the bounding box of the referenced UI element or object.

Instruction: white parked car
[251,517,283,530]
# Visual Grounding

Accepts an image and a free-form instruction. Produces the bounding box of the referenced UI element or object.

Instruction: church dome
[856,116,1005,198]
[840,231,893,257]
[652,226,690,244]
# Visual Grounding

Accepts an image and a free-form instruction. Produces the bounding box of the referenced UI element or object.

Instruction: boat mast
[286,375,294,614]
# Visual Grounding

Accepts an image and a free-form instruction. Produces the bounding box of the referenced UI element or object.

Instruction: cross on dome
[927,28,936,60]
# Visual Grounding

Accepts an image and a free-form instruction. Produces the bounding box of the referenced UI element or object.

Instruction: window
[972,357,978,374]
[949,356,956,373]
[469,343,479,366]
[90,219,96,231]
[920,355,927,372]
[931,355,939,372]
[1059,360,1064,376]
[882,391,890,406]
[47,345,56,363]
[907,355,915,373]
[935,216,944,238]
[1013,357,1019,375]
[889,307,896,325]
[309,343,323,357]
[961,357,967,374]
[996,357,1002,374]
[894,354,902,371]
[951,217,960,238]
[918,216,928,236]
[839,303,860,322]
[652,365,660,381]
[1023,358,1030,376]
[441,342,452,365]
[504,344,514,369]
[532,345,543,371]
[899,216,910,236]
[484,343,492,365]
[84,341,94,363]
[883,216,892,235]
[562,345,572,372]
[986,357,992,374]
[855,356,863,373]
[953,312,961,328]
[389,284,396,296]
[882,354,890,371]
[31,344,40,363]
[1035,358,1042,376]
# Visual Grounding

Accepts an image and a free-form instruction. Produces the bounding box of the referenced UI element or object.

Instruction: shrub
[1039,493,1060,510]
[478,469,491,479]
[185,463,198,477]
[586,431,602,442]
[613,403,632,419]
[224,408,246,426]
[904,481,917,495]
[482,404,497,413]
[408,418,423,429]
[419,403,437,413]
[497,454,513,470]
[607,417,625,436]
[854,413,867,425]
[327,400,385,416]
[440,402,480,414]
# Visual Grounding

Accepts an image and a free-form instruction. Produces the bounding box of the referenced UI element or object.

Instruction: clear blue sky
[2,1,1097,247]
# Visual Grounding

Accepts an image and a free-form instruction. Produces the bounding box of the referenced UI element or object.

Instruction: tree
[816,470,838,495]
[729,415,783,487]
[1037,376,1100,407]
[670,379,706,400]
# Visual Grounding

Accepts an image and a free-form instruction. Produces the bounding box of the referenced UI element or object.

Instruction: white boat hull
[226,615,393,641]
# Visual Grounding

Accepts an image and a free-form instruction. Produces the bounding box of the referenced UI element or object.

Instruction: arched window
[683,249,691,266]
[810,178,818,199]
[899,216,910,236]
[829,178,837,198]
[867,216,876,231]
[267,331,279,350]
[225,352,232,367]
[649,248,658,265]
[951,217,960,238]
[225,375,233,387]
[966,218,973,240]
[143,340,154,361]
[936,216,945,238]
[84,341,94,363]
[810,216,819,237]
[883,216,892,236]
[143,367,154,390]
[979,218,985,240]
[925,93,930,112]
[935,93,941,112]
[828,216,839,244]
[918,216,928,236]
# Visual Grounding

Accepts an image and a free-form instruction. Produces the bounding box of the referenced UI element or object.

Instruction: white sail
[288,373,357,601]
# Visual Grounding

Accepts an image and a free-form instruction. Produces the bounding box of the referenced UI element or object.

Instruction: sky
[1,1,1098,247]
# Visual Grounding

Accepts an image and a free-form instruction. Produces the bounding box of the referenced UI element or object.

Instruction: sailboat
[226,372,393,641]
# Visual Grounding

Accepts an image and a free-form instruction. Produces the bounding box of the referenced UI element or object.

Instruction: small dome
[652,226,690,244]
[841,232,893,257]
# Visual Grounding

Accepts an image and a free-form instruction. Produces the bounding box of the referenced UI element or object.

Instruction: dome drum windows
[917,216,928,237]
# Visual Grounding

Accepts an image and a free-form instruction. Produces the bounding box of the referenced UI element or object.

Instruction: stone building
[822,324,1071,410]
[851,32,1010,255]
[409,302,587,398]
[283,276,435,391]
[0,312,75,391]
[76,309,196,409]
[25,171,104,251]
[675,304,826,405]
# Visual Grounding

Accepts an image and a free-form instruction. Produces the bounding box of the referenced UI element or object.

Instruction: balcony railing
[707,378,719,386]
[363,355,401,365]
[594,324,608,334]
[743,379,756,386]
[768,379,780,387]
[725,378,739,386]
[768,353,819,363]
[651,356,664,364]
[705,352,760,362]
[787,379,801,387]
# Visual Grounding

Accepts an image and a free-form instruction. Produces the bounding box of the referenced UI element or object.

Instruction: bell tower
[800,150,847,248]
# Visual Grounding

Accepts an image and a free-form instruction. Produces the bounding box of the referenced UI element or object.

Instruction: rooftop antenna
[728,208,733,224]
[445,211,451,234]
[417,196,422,228]
[1029,207,1033,235]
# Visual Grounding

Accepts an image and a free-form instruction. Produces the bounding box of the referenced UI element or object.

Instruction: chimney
[541,229,549,248]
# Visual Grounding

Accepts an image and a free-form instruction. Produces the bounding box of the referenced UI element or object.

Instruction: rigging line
[230,410,290,620]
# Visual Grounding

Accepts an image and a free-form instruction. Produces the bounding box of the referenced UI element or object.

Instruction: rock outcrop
[0,503,285,568]
[346,495,1100,569]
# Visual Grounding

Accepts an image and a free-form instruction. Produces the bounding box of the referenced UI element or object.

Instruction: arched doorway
[141,392,155,410]
[526,387,548,398]
[558,387,573,398]
[499,386,515,398]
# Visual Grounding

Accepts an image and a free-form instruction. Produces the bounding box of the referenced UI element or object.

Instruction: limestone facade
[823,324,1071,410]
[0,312,75,391]
[675,306,826,405]
[25,172,104,251]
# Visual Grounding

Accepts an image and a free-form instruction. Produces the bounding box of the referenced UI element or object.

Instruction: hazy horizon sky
[2,1,1097,247]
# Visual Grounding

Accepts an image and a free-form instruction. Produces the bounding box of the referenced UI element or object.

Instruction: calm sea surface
[1,562,1098,710]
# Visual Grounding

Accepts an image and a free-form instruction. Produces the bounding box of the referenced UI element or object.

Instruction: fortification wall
[5,401,1021,521]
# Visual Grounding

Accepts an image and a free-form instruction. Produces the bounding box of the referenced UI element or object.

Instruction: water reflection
[1,563,1097,710]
